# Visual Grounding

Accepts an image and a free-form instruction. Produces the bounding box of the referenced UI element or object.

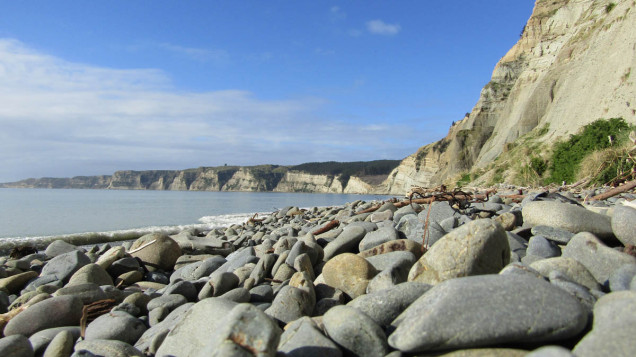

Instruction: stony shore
[0,186,635,356]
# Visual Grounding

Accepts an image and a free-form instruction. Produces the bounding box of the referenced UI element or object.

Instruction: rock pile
[0,188,635,356]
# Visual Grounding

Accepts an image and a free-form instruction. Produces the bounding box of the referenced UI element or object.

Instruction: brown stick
[312,220,339,235]
[589,180,636,201]
[354,204,381,215]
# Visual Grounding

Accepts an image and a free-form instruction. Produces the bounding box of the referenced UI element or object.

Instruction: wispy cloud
[366,20,401,35]
[330,6,346,22]
[0,38,421,182]
[158,43,230,63]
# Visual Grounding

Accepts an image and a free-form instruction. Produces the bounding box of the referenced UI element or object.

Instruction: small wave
[0,212,258,254]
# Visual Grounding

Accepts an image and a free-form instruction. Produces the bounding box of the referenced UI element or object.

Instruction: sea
[0,188,394,251]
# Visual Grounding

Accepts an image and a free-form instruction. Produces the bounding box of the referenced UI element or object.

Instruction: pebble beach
[0,185,635,356]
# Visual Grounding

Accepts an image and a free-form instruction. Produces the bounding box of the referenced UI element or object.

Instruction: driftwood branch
[589,180,636,201]
[128,239,157,254]
[312,220,340,235]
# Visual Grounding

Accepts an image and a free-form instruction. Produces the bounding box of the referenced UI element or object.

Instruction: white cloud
[0,38,424,182]
[366,20,401,35]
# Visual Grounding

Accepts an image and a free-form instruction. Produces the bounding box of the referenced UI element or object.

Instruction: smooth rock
[530,257,600,291]
[0,335,33,357]
[323,226,367,261]
[527,236,561,258]
[155,298,238,356]
[67,263,114,287]
[0,271,39,294]
[609,264,636,291]
[359,226,400,251]
[323,305,388,357]
[28,327,81,355]
[348,282,432,327]
[45,240,80,258]
[84,311,147,345]
[95,246,126,269]
[611,205,636,246]
[525,346,575,357]
[358,239,422,259]
[146,294,187,312]
[321,253,377,299]
[562,232,636,287]
[40,250,91,283]
[4,295,84,337]
[74,339,144,357]
[42,330,75,357]
[573,291,636,356]
[531,226,575,245]
[194,303,282,357]
[523,201,613,240]
[134,302,194,354]
[129,233,181,272]
[408,219,509,284]
[389,275,588,353]
[219,287,251,303]
[53,283,108,304]
[277,317,342,357]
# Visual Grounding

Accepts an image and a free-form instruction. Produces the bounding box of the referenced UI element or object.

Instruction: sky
[0,1,535,182]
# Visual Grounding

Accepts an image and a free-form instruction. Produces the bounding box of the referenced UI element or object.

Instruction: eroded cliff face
[384,0,636,194]
[2,166,386,194]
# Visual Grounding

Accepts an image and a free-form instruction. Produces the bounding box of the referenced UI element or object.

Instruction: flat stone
[369,209,393,222]
[134,302,194,354]
[266,272,315,324]
[53,283,108,304]
[323,305,388,357]
[147,294,187,312]
[611,205,636,246]
[408,219,510,284]
[277,317,342,357]
[29,327,81,355]
[194,303,282,357]
[0,335,33,357]
[249,285,274,303]
[4,295,84,337]
[219,287,251,303]
[523,201,613,240]
[359,226,400,251]
[44,240,80,258]
[129,233,182,272]
[107,257,141,277]
[322,253,377,299]
[0,271,39,294]
[531,226,575,244]
[155,298,238,356]
[507,232,528,258]
[562,232,636,287]
[530,257,600,291]
[85,311,147,345]
[347,282,432,327]
[358,239,422,259]
[609,264,636,291]
[42,330,75,357]
[364,251,416,273]
[74,339,144,357]
[439,348,528,357]
[494,212,518,231]
[323,226,367,261]
[95,246,126,269]
[163,281,198,302]
[40,250,91,283]
[388,275,588,353]
[527,236,561,258]
[573,291,636,356]
[67,263,114,286]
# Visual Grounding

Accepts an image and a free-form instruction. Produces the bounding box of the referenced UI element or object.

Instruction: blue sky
[0,1,535,182]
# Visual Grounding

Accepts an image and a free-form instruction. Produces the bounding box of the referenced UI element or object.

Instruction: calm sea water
[0,188,392,249]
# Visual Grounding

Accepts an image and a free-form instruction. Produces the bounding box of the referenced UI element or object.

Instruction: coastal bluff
[0,161,398,195]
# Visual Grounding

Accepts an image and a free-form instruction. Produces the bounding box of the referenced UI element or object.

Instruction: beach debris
[9,246,37,259]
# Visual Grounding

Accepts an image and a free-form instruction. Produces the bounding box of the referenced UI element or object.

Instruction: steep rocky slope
[384,0,636,194]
